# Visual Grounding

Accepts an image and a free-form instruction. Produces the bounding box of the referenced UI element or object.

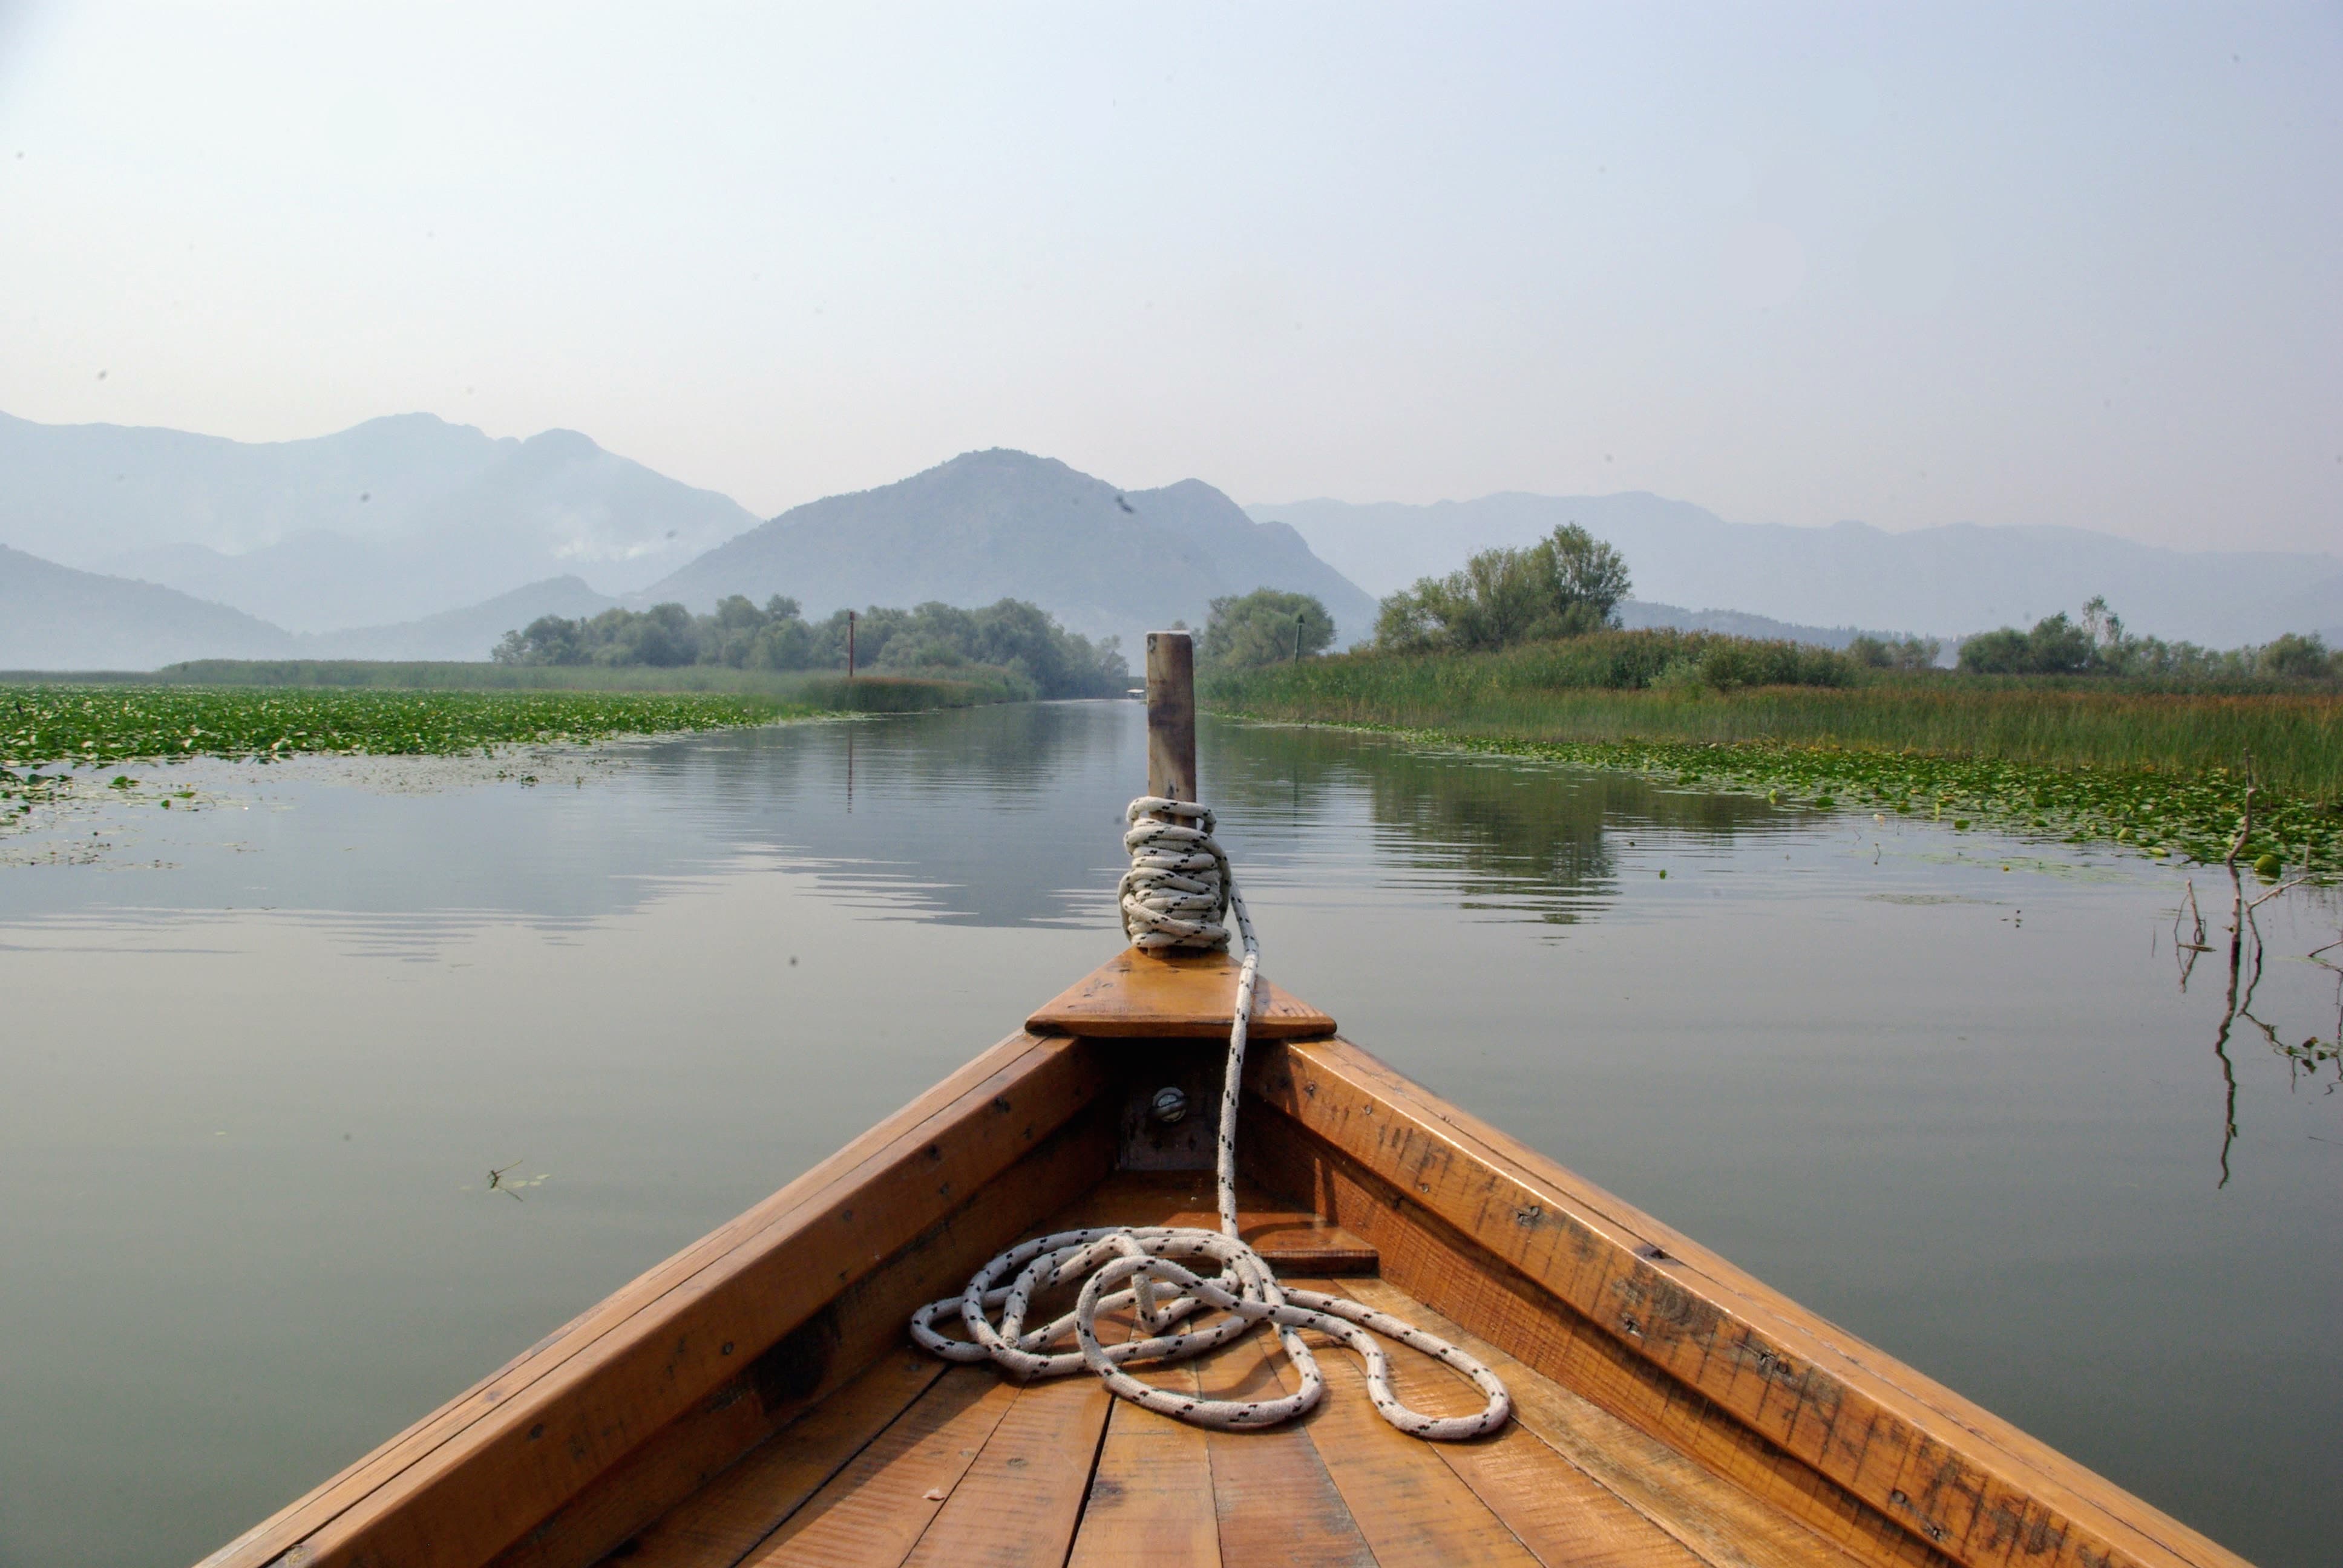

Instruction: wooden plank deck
[591,1194,1872,1567]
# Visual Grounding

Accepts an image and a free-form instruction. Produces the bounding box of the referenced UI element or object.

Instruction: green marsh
[1206,651,2343,875]
[0,684,812,792]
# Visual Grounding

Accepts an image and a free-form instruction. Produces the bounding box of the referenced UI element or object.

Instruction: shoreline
[1207,710,2340,880]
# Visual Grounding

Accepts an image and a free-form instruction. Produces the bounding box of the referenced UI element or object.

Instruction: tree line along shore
[5,524,2338,876]
[1199,526,2341,877]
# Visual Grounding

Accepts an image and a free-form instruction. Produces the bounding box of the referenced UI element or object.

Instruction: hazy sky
[1,3,2336,552]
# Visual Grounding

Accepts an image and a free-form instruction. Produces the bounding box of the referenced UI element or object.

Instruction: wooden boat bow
[202,633,2254,1568]
[199,948,2255,1568]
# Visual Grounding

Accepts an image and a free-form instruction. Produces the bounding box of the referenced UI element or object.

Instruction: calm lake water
[2,702,2336,1567]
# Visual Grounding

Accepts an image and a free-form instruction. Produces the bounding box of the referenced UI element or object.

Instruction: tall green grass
[1207,649,2343,800]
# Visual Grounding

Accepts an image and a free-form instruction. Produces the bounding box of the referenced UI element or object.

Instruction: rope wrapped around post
[908,797,1512,1440]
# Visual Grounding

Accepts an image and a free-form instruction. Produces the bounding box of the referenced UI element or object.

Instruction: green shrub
[1200,589,1336,671]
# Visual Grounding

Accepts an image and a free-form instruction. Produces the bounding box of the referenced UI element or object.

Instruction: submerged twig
[488,1158,526,1201]
[2246,875,2309,913]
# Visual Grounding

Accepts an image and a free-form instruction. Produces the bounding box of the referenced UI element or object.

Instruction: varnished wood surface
[1064,1363,1219,1568]
[1026,947,1336,1040]
[1243,1036,2253,1568]
[200,981,2256,1568]
[586,1178,1875,1567]
[1042,1169,1379,1273]
[586,1276,1865,1567]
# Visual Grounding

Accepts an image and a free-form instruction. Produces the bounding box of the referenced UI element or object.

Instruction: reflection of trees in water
[590,702,1136,929]
[2175,871,2342,1186]
[833,701,1119,799]
[666,701,1122,812]
[1201,722,1778,923]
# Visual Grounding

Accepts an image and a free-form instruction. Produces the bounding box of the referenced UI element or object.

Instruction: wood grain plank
[609,1350,945,1568]
[1246,1037,2252,1568]
[1265,1280,1541,1568]
[900,1373,1116,1568]
[1194,1331,1378,1567]
[489,1108,1117,1568]
[742,1368,1022,1567]
[1043,1168,1377,1275]
[1066,1366,1221,1568]
[1243,1098,1948,1568]
[205,1033,1107,1568]
[1343,1278,1863,1568]
[1028,948,1335,1040]
[1426,1422,1709,1568]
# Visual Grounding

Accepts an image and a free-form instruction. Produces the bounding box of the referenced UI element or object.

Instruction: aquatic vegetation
[1212,719,2341,877]
[1207,650,2341,875]
[115,658,1031,707]
[0,685,814,799]
[1206,650,2343,798]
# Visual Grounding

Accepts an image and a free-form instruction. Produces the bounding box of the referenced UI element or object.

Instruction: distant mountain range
[0,555,619,671]
[643,448,1376,648]
[7,405,2336,673]
[0,544,295,670]
[0,411,756,630]
[0,420,1372,668]
[1613,601,1913,650]
[1251,492,2343,648]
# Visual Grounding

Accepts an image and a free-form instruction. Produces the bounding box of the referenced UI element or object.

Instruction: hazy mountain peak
[519,427,603,457]
[1253,491,2343,647]
[644,450,1375,645]
[0,409,759,631]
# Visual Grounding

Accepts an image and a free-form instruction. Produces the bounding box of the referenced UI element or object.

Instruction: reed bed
[1207,652,2343,874]
[1209,654,2342,797]
[76,659,1030,707]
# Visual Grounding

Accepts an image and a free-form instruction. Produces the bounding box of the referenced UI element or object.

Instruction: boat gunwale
[200,991,2256,1568]
[198,1031,1109,1568]
[1244,1034,2252,1568]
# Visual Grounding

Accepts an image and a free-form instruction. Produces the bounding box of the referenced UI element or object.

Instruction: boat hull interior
[203,955,2251,1568]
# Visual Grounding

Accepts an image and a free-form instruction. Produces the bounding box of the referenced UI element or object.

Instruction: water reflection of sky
[1,702,2336,1568]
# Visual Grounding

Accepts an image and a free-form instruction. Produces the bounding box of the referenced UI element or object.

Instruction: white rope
[909,796,1510,1440]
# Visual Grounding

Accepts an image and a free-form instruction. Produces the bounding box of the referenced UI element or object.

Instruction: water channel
[2,702,2336,1567]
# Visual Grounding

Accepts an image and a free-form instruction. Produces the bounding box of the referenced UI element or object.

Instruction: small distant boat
[204,638,2250,1568]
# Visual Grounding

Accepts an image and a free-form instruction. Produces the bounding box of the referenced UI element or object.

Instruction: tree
[1541,524,1631,629]
[1958,612,2094,674]
[493,614,587,665]
[2256,632,2335,681]
[1846,633,1941,670]
[489,595,1127,696]
[1374,524,1631,652]
[1201,589,1336,670]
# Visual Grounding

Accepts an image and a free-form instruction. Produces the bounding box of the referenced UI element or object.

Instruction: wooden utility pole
[846,610,857,679]
[1145,630,1197,803]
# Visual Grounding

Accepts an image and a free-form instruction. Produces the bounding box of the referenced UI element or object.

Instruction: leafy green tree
[493,615,586,665]
[1544,523,1633,627]
[601,603,700,666]
[496,593,1126,696]
[1374,524,1631,652]
[2256,632,2336,681]
[1200,589,1335,670]
[1958,612,2094,675]
[1846,633,1941,670]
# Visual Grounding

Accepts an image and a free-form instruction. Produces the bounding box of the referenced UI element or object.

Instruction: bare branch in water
[2223,750,2256,869]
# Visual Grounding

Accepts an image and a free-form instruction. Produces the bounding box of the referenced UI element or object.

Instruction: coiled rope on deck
[908,797,1510,1439]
